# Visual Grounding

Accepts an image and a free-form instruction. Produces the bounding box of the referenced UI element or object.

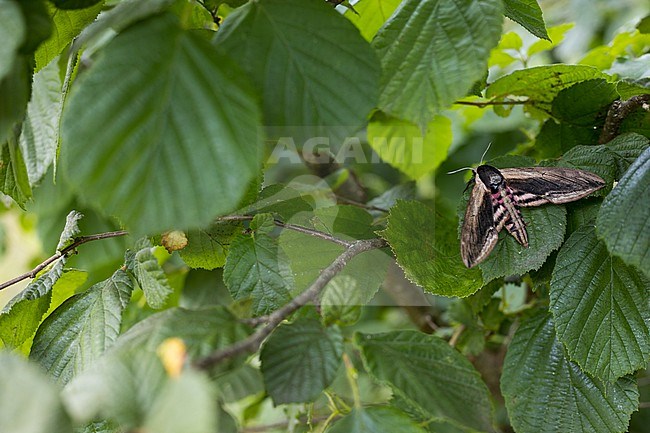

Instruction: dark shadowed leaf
[261,319,343,404]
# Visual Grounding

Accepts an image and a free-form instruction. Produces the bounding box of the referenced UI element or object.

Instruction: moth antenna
[446,167,473,175]
[479,141,493,165]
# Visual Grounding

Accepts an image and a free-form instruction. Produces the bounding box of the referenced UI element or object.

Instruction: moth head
[476,165,505,193]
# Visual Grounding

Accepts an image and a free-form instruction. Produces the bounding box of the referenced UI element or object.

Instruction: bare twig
[453,100,527,108]
[334,195,389,213]
[0,230,128,292]
[219,215,353,247]
[195,238,387,369]
[599,94,650,144]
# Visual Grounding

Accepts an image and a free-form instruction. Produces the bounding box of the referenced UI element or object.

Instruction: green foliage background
[0,0,649,432]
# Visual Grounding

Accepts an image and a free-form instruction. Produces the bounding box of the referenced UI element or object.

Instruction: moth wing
[499,167,605,206]
[460,181,499,268]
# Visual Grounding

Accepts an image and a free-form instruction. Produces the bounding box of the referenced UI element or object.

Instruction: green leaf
[15,0,52,54]
[179,221,240,270]
[57,210,83,251]
[501,310,639,433]
[214,364,264,403]
[503,0,549,40]
[327,406,427,433]
[535,119,599,158]
[605,132,650,175]
[34,1,103,71]
[0,54,30,146]
[382,200,482,296]
[214,0,379,144]
[51,0,102,9]
[550,225,650,382]
[597,146,650,276]
[373,0,503,128]
[261,319,343,404]
[551,79,618,126]
[486,65,609,117]
[240,185,314,222]
[61,13,263,235]
[30,270,133,384]
[0,0,25,81]
[321,275,364,326]
[526,23,574,57]
[223,214,293,315]
[62,307,251,425]
[367,113,452,179]
[0,129,32,207]
[126,239,173,309]
[477,206,566,281]
[0,353,73,433]
[558,145,617,192]
[344,0,402,42]
[142,371,217,433]
[580,31,650,70]
[355,331,494,432]
[18,57,62,185]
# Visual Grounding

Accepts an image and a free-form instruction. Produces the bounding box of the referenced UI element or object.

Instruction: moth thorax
[476,165,505,193]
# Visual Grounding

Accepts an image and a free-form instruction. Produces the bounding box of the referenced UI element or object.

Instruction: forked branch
[195,237,387,369]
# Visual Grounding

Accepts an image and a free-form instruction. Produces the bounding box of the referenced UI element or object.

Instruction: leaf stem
[343,353,362,409]
[453,99,527,108]
[194,238,387,369]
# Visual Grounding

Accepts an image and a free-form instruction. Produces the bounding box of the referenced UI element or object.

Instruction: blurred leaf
[240,185,314,221]
[214,364,264,403]
[580,31,650,70]
[597,146,650,277]
[214,0,379,144]
[501,310,639,433]
[30,270,133,384]
[261,319,343,404]
[126,239,173,309]
[526,23,573,57]
[355,331,494,432]
[179,221,240,270]
[63,307,251,425]
[0,353,72,433]
[34,1,103,71]
[0,0,25,82]
[489,32,522,68]
[18,57,62,185]
[550,225,650,382]
[607,54,650,89]
[223,214,293,316]
[535,119,599,158]
[327,406,426,433]
[15,0,52,54]
[344,0,402,41]
[486,65,608,117]
[61,13,263,235]
[383,200,482,296]
[0,55,30,146]
[368,113,452,179]
[373,0,502,128]
[179,269,231,309]
[142,371,217,433]
[503,0,549,40]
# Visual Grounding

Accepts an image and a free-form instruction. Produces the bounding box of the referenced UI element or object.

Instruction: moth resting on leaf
[459,165,605,268]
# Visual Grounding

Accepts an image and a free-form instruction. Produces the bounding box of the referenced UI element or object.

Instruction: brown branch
[599,94,650,144]
[453,100,527,108]
[195,238,387,369]
[0,230,128,292]
[219,215,353,247]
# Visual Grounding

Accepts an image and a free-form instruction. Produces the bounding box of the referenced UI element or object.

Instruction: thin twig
[453,100,527,108]
[195,238,387,369]
[0,230,128,292]
[218,215,353,247]
[335,195,389,213]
